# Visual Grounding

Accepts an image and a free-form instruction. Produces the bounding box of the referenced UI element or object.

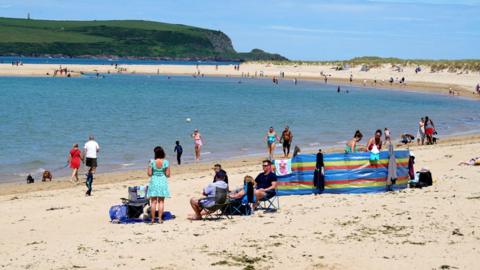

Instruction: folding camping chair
[258,188,280,212]
[202,187,232,220]
[226,182,255,216]
[121,186,149,219]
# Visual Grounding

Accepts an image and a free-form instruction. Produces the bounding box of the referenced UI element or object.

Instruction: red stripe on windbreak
[325,162,408,171]
[326,165,386,170]
[293,166,316,171]
[295,162,408,171]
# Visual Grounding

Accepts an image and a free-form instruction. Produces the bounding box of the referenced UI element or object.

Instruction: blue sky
[1,0,479,60]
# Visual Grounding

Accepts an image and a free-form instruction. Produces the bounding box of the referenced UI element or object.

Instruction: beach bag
[109,205,128,222]
[418,171,432,187]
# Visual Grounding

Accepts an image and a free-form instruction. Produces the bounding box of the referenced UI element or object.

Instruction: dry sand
[1,62,479,99]
[1,135,479,270]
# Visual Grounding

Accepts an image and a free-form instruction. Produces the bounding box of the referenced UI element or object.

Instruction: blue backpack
[109,205,128,222]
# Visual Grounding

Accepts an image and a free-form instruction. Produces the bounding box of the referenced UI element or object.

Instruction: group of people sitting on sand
[188,160,277,220]
[145,144,278,224]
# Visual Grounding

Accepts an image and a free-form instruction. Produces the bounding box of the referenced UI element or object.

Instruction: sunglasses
[262,164,270,167]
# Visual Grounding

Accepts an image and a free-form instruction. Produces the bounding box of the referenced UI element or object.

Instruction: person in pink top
[191,129,204,161]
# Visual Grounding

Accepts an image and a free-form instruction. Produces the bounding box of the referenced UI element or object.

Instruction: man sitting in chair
[188,171,228,220]
[254,160,277,205]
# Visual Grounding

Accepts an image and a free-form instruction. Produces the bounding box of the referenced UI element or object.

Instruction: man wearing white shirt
[84,135,100,174]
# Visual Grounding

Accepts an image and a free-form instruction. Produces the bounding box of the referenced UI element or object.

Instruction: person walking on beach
[68,144,82,183]
[85,167,93,196]
[417,117,425,145]
[83,135,100,174]
[345,130,363,153]
[265,127,280,160]
[147,146,171,224]
[281,126,293,158]
[174,140,183,165]
[191,129,203,161]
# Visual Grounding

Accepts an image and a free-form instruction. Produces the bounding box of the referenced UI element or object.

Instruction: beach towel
[110,211,175,224]
[313,151,325,194]
[275,159,292,176]
[387,144,397,186]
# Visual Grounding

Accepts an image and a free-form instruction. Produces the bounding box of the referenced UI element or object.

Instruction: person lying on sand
[458,157,480,166]
[188,171,228,220]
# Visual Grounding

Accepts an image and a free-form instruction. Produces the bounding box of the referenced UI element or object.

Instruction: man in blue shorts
[188,171,228,220]
[254,160,277,202]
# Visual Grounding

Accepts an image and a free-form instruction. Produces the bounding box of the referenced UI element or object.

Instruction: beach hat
[409,151,415,157]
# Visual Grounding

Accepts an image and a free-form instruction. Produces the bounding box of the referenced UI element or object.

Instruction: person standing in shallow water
[191,129,203,161]
[147,146,171,224]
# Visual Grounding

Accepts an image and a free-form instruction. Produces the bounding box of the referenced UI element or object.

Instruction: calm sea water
[0,75,479,182]
[0,56,239,66]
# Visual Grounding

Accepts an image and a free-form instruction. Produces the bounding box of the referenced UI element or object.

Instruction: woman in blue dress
[147,146,170,224]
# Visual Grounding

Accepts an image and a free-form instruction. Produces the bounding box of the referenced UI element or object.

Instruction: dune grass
[250,56,480,72]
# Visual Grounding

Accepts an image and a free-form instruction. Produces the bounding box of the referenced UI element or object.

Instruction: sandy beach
[1,62,479,99]
[1,134,479,269]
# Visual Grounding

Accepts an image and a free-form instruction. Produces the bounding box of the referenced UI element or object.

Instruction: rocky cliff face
[204,30,236,54]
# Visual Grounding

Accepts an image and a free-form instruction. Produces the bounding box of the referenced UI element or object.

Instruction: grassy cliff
[0,17,287,61]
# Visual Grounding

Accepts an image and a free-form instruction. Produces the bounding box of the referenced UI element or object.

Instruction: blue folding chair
[258,189,279,212]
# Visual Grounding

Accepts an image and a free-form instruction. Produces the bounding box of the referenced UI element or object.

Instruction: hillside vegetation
[0,17,286,61]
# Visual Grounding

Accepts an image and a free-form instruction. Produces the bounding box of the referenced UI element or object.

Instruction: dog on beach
[42,170,53,182]
[26,174,34,184]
